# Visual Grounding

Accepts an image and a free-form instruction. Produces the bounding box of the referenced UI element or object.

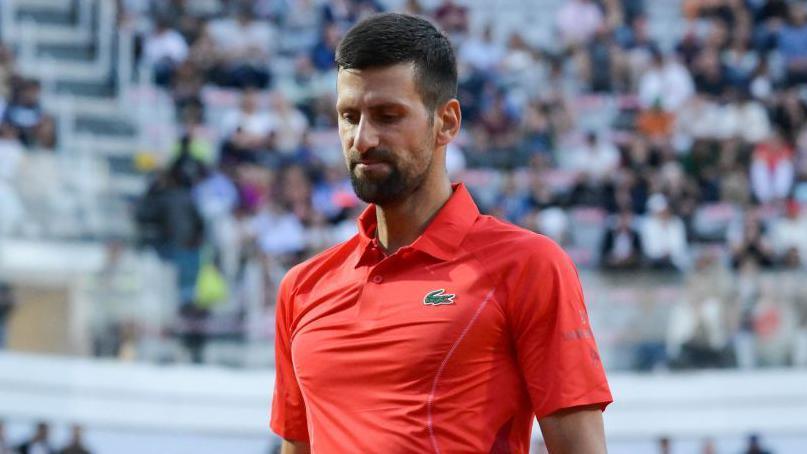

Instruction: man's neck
[374,178,452,255]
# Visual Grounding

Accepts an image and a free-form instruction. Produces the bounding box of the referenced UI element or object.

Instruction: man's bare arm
[538,404,607,454]
[280,439,310,454]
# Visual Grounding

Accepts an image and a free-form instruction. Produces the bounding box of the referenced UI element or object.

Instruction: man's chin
[351,177,401,205]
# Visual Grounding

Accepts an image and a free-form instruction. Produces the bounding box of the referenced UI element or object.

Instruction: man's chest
[288,260,510,397]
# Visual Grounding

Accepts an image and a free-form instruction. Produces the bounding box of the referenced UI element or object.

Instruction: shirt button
[371,275,383,284]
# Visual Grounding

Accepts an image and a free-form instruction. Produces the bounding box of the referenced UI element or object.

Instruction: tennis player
[271,13,612,453]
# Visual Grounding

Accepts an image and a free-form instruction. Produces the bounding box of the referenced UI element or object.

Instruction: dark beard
[350,163,411,205]
[349,150,429,205]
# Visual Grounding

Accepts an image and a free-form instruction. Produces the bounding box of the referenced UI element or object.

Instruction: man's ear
[435,98,462,147]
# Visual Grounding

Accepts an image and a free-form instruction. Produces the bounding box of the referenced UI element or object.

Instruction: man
[271,13,612,453]
[58,425,92,454]
[15,422,55,454]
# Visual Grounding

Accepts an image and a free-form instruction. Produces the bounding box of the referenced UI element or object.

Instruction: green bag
[194,250,228,309]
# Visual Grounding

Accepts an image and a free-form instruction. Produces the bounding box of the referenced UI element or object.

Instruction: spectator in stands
[520,102,554,161]
[753,278,798,366]
[0,45,14,114]
[459,23,506,74]
[58,425,92,454]
[750,129,795,205]
[0,122,24,235]
[207,4,273,88]
[692,47,730,100]
[3,78,54,148]
[771,199,807,267]
[493,172,529,224]
[722,89,771,144]
[274,56,324,120]
[143,15,189,87]
[723,34,758,87]
[569,131,620,205]
[134,139,206,301]
[15,422,54,454]
[657,436,671,454]
[433,0,469,39]
[310,23,342,72]
[321,0,358,31]
[728,210,776,269]
[794,297,807,367]
[778,3,807,86]
[248,198,307,265]
[770,87,807,144]
[600,211,642,270]
[743,433,772,454]
[555,0,604,48]
[220,89,275,166]
[700,438,716,454]
[0,420,9,454]
[267,91,309,156]
[638,49,694,112]
[667,263,730,369]
[477,88,520,154]
[641,193,689,271]
[0,283,14,348]
[620,15,658,85]
[749,59,774,101]
[582,24,624,93]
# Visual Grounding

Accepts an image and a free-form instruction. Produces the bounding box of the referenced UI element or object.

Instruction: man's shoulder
[466,215,571,266]
[281,235,361,292]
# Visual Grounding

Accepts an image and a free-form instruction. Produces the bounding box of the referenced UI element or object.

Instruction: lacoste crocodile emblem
[423,289,456,306]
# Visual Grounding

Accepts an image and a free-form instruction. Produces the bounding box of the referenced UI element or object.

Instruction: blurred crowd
[123,0,807,369]
[0,421,92,454]
[0,43,57,236]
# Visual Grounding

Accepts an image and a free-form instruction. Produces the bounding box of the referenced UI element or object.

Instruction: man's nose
[353,116,379,154]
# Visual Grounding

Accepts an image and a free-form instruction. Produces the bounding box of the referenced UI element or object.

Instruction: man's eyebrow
[368,101,408,111]
[336,100,409,112]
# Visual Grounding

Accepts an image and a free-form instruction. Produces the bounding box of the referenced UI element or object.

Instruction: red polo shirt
[271,183,612,452]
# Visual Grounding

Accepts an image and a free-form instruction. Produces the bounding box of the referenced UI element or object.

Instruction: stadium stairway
[4,0,154,239]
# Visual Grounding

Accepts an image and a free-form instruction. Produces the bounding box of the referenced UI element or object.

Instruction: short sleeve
[507,237,613,420]
[270,269,310,441]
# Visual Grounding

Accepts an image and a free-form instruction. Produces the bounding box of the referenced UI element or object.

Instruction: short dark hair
[336,13,457,112]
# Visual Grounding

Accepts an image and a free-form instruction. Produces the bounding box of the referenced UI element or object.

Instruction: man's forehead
[336,64,419,106]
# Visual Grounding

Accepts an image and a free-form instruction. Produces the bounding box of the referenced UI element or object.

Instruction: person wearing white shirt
[143,17,189,86]
[0,123,24,235]
[207,5,274,88]
[555,0,603,47]
[249,202,306,257]
[720,92,772,143]
[570,131,620,184]
[15,422,54,454]
[771,200,807,267]
[220,89,275,164]
[267,92,309,155]
[638,50,695,112]
[641,194,689,271]
[458,24,506,73]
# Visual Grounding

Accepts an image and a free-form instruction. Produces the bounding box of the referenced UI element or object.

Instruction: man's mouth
[355,161,390,172]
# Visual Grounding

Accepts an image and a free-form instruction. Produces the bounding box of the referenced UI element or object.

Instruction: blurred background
[0,0,806,452]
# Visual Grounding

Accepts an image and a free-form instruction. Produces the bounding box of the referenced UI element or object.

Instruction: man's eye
[341,113,359,124]
[378,114,399,123]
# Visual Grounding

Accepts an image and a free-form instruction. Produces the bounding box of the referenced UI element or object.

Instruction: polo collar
[355,183,479,266]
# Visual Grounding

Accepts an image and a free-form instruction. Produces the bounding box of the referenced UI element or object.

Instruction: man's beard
[348,148,429,205]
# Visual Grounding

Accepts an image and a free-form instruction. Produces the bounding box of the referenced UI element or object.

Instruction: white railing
[1,351,807,441]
